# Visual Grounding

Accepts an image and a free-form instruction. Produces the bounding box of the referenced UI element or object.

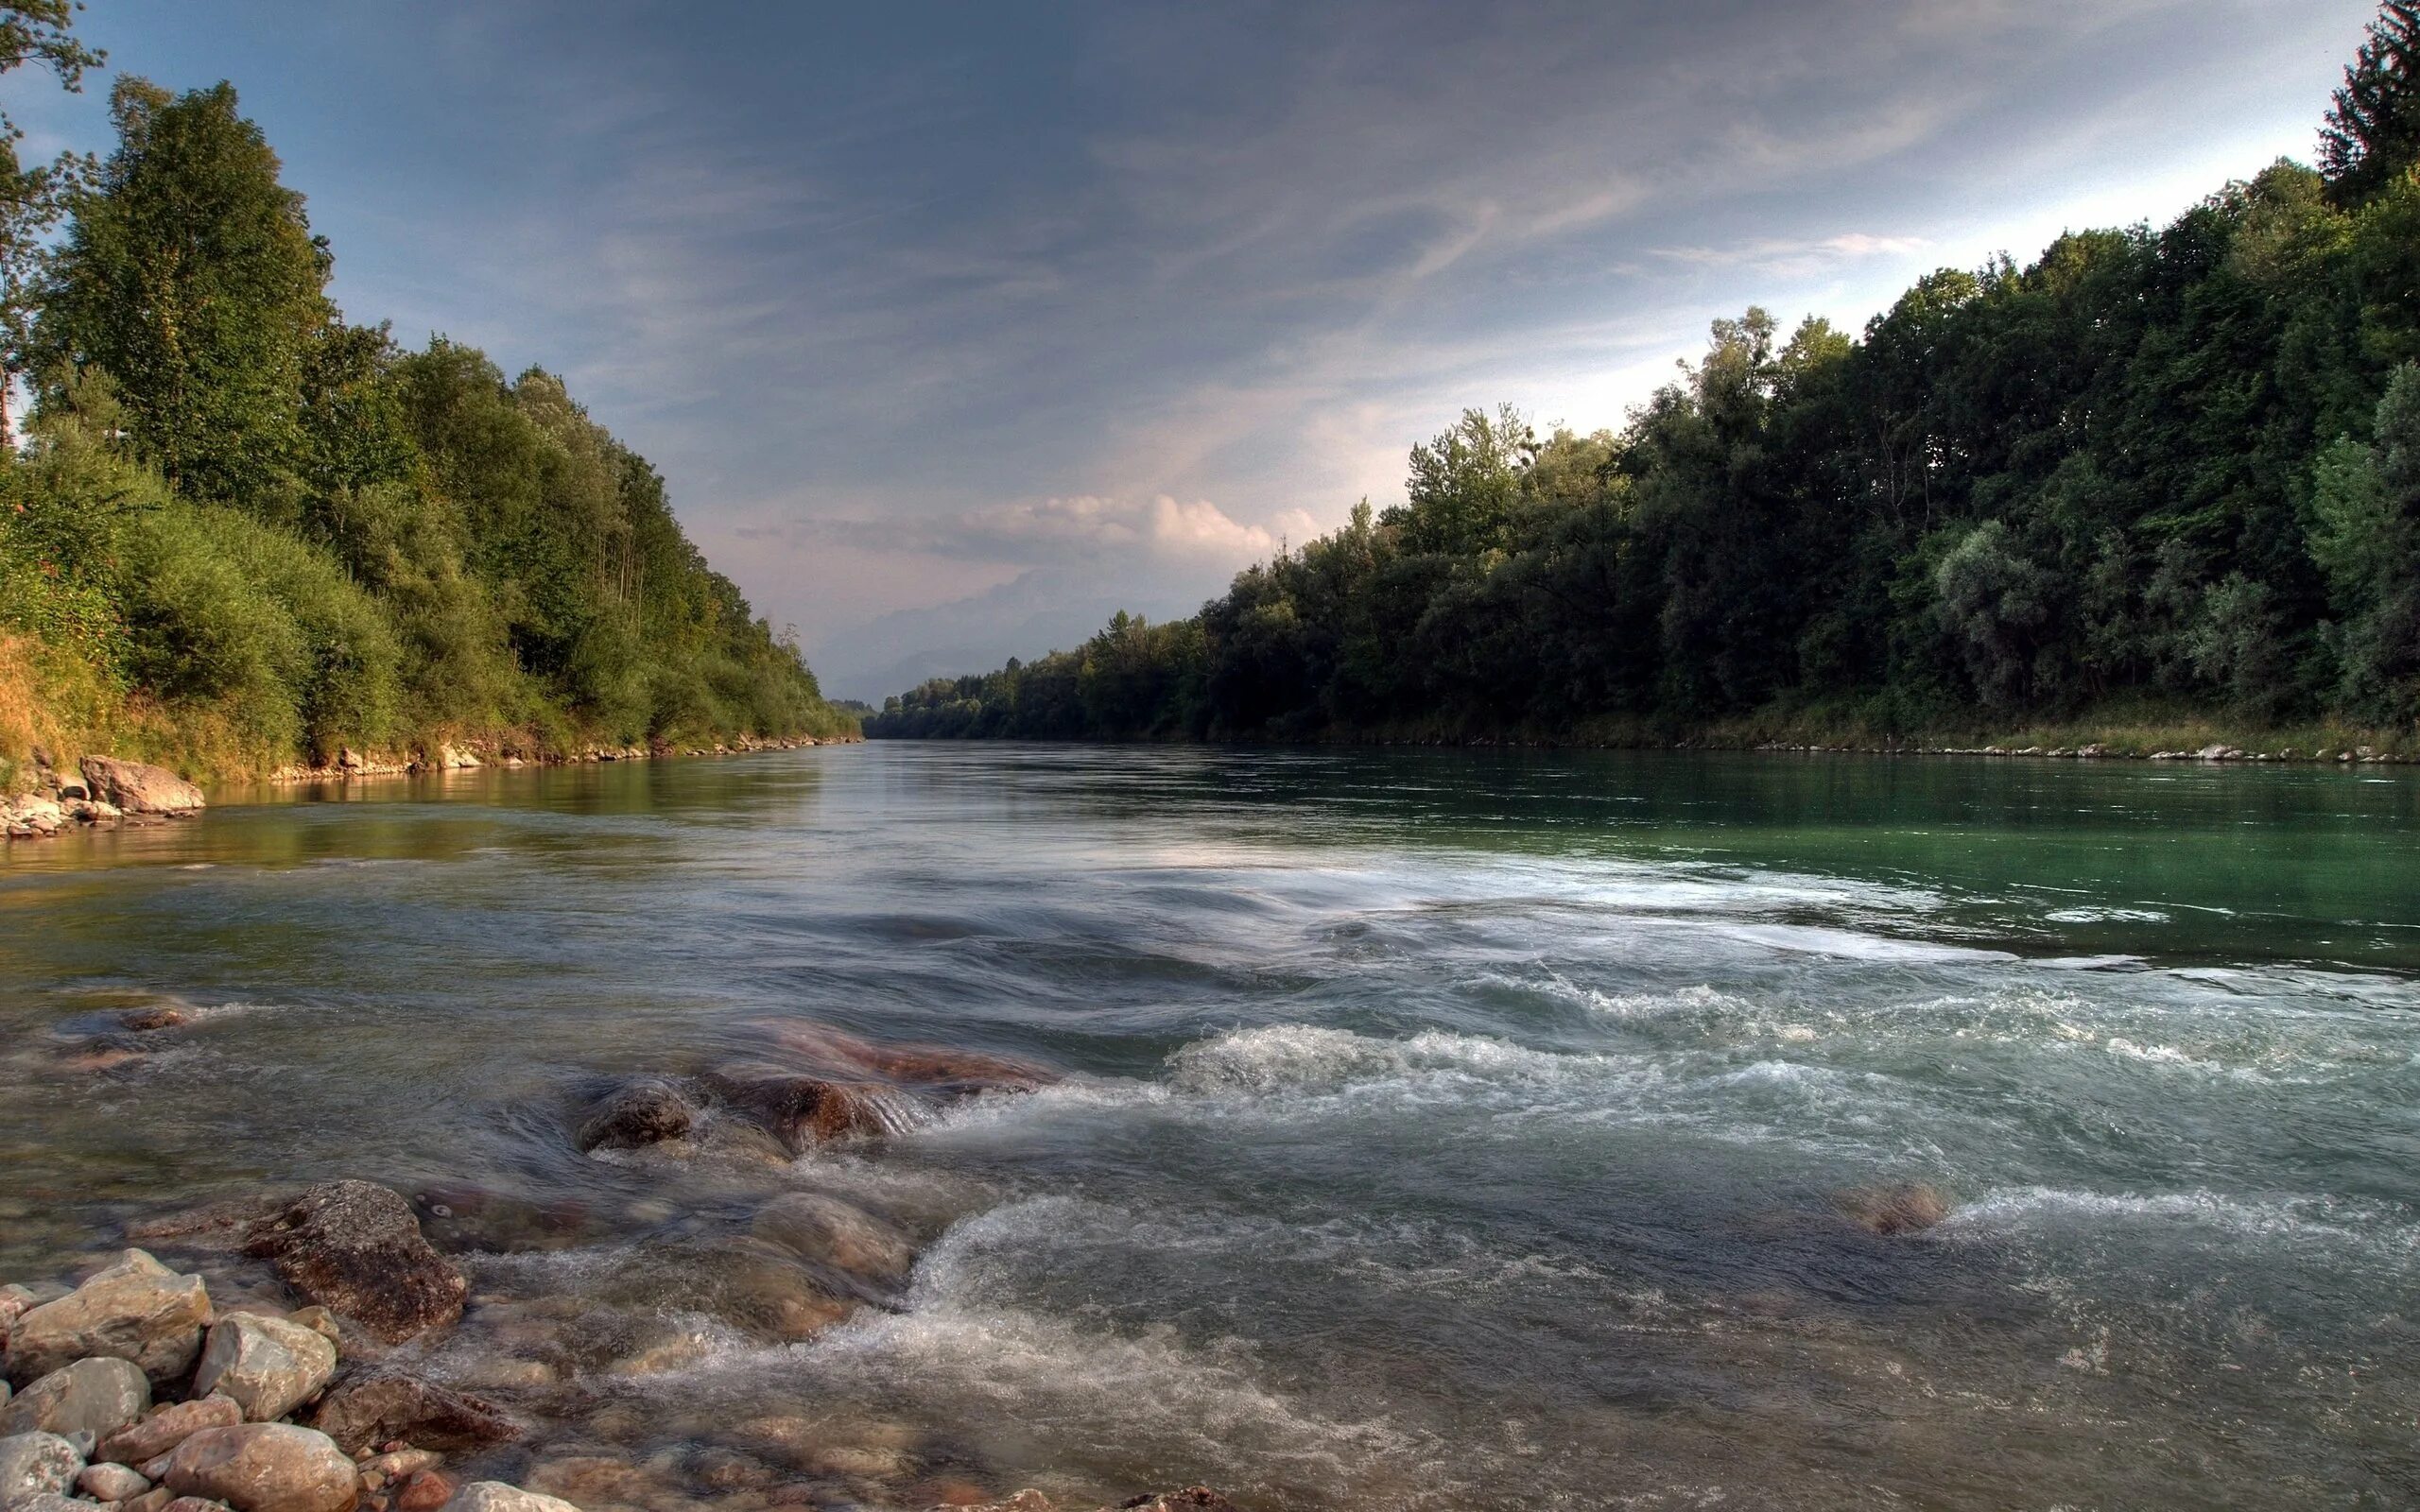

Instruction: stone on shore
[438,1482,578,1512]
[162,1423,357,1512]
[100,1397,246,1466]
[573,1079,695,1154]
[0,1356,151,1442]
[241,1184,465,1344]
[302,1376,516,1455]
[0,1430,85,1503]
[78,757,206,817]
[78,1460,153,1501]
[193,1314,338,1422]
[3,1250,212,1387]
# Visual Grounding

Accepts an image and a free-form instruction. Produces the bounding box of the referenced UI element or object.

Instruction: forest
[872,3,2420,750]
[0,6,852,784]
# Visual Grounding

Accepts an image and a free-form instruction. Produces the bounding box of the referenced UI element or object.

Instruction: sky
[10,0,2388,698]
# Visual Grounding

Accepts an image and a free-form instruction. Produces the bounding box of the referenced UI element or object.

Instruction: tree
[35,77,332,511]
[0,1,102,434]
[2322,1,2420,206]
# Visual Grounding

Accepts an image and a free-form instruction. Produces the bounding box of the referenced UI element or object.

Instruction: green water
[2,745,2415,1509]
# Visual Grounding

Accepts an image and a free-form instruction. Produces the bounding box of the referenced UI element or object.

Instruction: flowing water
[3,744,2418,1509]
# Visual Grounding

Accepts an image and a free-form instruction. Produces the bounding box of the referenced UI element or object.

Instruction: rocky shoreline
[6,1012,1236,1512]
[260,734,856,785]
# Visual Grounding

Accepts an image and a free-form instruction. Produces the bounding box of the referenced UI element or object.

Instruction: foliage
[873,8,2420,747]
[0,1,102,424]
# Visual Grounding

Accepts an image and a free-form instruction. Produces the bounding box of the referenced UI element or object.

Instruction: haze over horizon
[24,0,2381,699]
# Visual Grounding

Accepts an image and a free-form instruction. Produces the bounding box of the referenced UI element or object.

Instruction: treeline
[873,4,2420,747]
[0,30,849,781]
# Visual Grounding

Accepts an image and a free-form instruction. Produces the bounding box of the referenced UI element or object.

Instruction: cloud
[1649,233,1934,275]
[793,493,1321,568]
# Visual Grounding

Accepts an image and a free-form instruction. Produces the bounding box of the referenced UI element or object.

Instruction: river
[3,743,2416,1509]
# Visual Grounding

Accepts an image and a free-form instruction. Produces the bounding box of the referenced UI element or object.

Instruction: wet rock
[0,1284,36,1326]
[194,1314,338,1422]
[162,1424,358,1512]
[302,1376,517,1455]
[242,1183,465,1344]
[80,1461,154,1501]
[120,1005,193,1032]
[438,1483,578,1512]
[704,1069,905,1149]
[126,1197,284,1253]
[354,1453,437,1486]
[574,1079,695,1153]
[752,1193,915,1284]
[78,757,206,817]
[0,1430,84,1503]
[521,1453,664,1507]
[159,1499,234,1512]
[4,1250,212,1386]
[1109,1491,1236,1512]
[752,1021,1059,1097]
[406,1190,594,1257]
[1835,1182,1953,1236]
[391,1471,450,1512]
[100,1397,246,1466]
[928,1493,1052,1512]
[1,1357,151,1442]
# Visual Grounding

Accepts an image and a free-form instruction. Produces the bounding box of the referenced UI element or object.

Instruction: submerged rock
[1110,1492,1238,1512]
[703,1069,908,1150]
[1834,1182,1952,1236]
[100,1397,246,1466]
[438,1482,579,1512]
[120,1005,194,1032]
[193,1314,338,1422]
[752,1192,915,1284]
[242,1183,465,1344]
[302,1375,516,1455]
[78,757,206,817]
[162,1423,356,1512]
[0,1356,150,1442]
[3,1250,212,1386]
[572,1079,695,1153]
[0,1430,84,1503]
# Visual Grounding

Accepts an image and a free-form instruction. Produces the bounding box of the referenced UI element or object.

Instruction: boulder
[392,1470,451,1512]
[242,1184,464,1344]
[0,1357,150,1442]
[79,1461,153,1501]
[78,757,206,817]
[704,1070,910,1150]
[193,1315,338,1422]
[0,1431,83,1503]
[302,1376,516,1455]
[100,1397,245,1466]
[4,1250,212,1386]
[573,1079,694,1153]
[438,1483,578,1512]
[752,1192,915,1283]
[162,1424,357,1512]
[1834,1182,1952,1236]
[0,1284,36,1326]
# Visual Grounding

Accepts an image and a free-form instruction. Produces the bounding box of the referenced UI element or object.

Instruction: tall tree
[0,1,102,435]
[2322,1,2420,205]
[35,77,331,512]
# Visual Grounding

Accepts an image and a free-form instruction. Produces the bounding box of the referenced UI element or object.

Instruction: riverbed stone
[4,1250,212,1386]
[438,1483,578,1512]
[1835,1182,1952,1236]
[704,1070,904,1149]
[100,1398,245,1466]
[302,1376,516,1455]
[390,1470,450,1512]
[0,1357,150,1442]
[10,1493,87,1512]
[162,1424,357,1512]
[1106,1491,1237,1512]
[79,1461,154,1501]
[0,1284,36,1327]
[193,1314,338,1422]
[751,1192,915,1283]
[0,1430,84,1503]
[574,1079,695,1153]
[242,1184,465,1344]
[78,757,205,817]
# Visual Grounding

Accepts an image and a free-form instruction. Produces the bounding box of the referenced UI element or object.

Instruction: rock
[120,1005,192,1032]
[80,1462,154,1501]
[1835,1182,1953,1235]
[78,757,206,817]
[927,1494,1052,1512]
[302,1377,516,1455]
[438,1483,578,1512]
[354,1454,436,1486]
[573,1079,695,1153]
[1,1357,150,1442]
[100,1398,245,1466]
[162,1424,357,1512]
[9,1494,88,1512]
[0,1285,36,1327]
[193,1314,338,1422]
[752,1193,915,1283]
[242,1184,465,1344]
[4,1250,212,1387]
[2,794,65,837]
[1108,1492,1236,1512]
[703,1070,912,1150]
[159,1499,233,1512]
[0,1430,83,1503]
[391,1471,449,1512]
[122,1487,176,1512]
